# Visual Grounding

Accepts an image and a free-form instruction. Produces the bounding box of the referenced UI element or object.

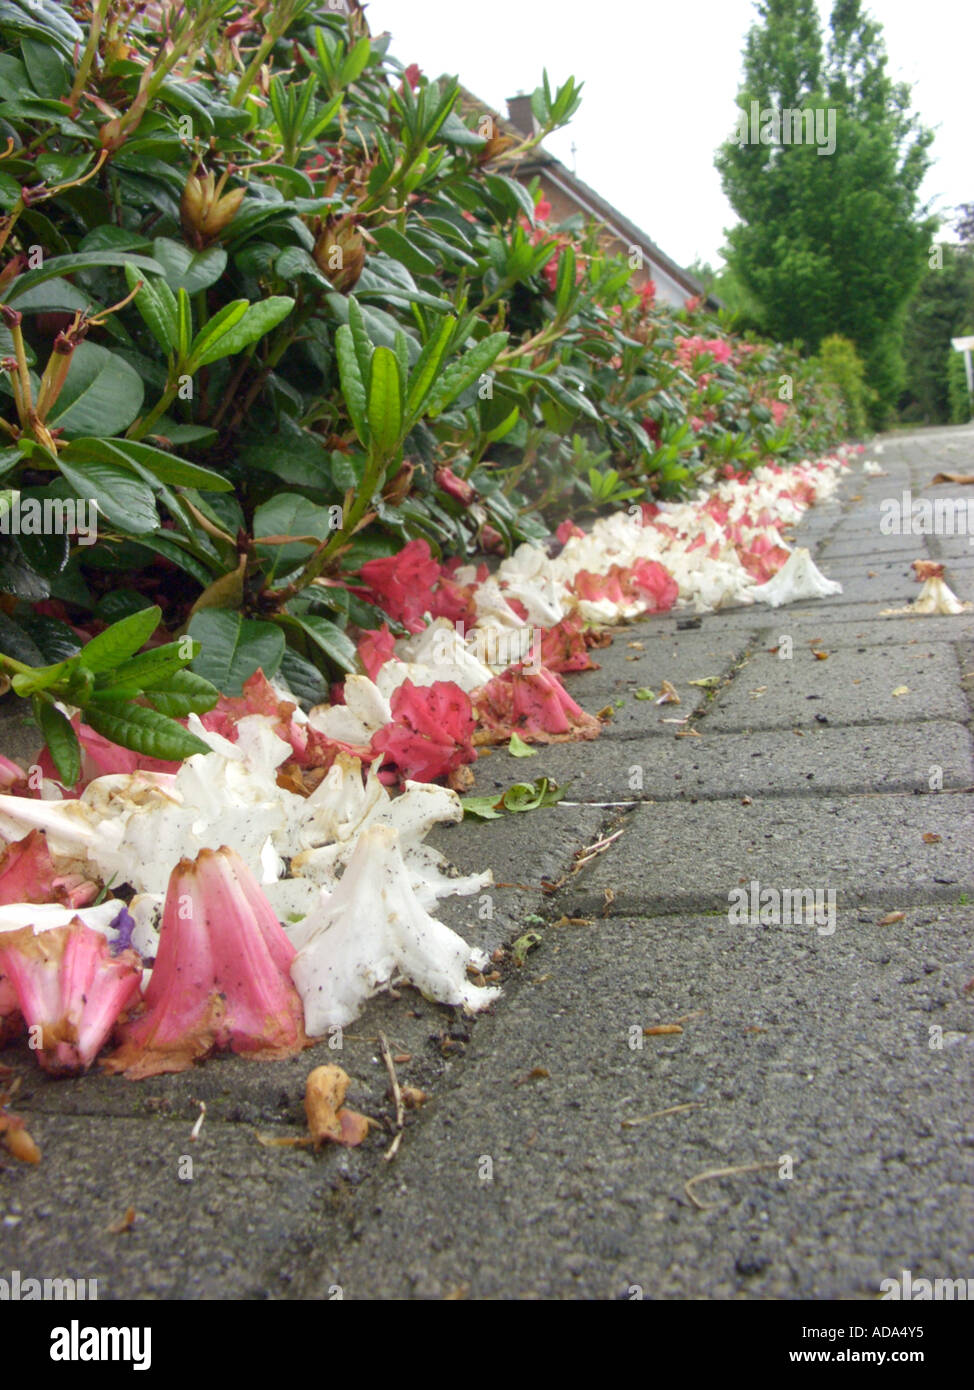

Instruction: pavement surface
[1,425,973,1300]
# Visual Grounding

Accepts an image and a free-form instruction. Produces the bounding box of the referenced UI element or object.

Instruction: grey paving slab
[704,641,967,731]
[488,720,974,804]
[291,907,974,1300]
[564,794,974,914]
[746,613,974,649]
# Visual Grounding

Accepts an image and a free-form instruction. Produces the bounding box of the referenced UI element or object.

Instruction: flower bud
[312,214,366,293]
[435,466,475,506]
[180,167,245,249]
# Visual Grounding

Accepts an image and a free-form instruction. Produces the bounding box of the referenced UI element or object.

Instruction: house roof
[455,87,712,306]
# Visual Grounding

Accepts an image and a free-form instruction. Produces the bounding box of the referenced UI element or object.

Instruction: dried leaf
[304,1065,369,1148]
[513,1066,550,1086]
[877,911,906,926]
[655,680,681,705]
[643,1024,683,1036]
[813,651,829,661]
[891,686,910,697]
[106,1206,137,1234]
[921,833,941,844]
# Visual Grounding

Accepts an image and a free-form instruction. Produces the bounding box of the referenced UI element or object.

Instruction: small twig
[189,1101,206,1143]
[622,1103,703,1128]
[684,1159,784,1211]
[574,828,624,867]
[379,1031,405,1162]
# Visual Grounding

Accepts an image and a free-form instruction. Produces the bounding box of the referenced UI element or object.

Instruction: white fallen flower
[862,460,885,476]
[307,674,390,744]
[290,768,491,909]
[290,823,499,1032]
[0,899,129,939]
[750,547,843,607]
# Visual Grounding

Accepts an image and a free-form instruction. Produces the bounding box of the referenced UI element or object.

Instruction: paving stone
[703,641,967,731]
[490,720,973,804]
[564,794,974,914]
[291,907,974,1300]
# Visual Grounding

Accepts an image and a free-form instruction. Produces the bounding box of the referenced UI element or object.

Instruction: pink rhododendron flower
[0,921,142,1075]
[572,560,677,613]
[357,624,397,681]
[359,539,441,633]
[556,519,585,544]
[200,670,305,755]
[370,680,477,784]
[473,665,600,744]
[0,755,27,794]
[540,616,600,673]
[0,830,97,908]
[104,846,310,1079]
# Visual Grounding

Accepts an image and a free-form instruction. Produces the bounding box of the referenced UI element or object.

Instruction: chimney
[506,95,537,136]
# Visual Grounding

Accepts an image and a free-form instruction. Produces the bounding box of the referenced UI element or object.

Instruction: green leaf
[66,437,232,493]
[45,342,145,437]
[367,346,403,457]
[188,295,294,369]
[141,668,219,718]
[284,614,357,673]
[92,641,196,696]
[4,252,165,304]
[125,265,179,354]
[460,776,564,818]
[369,226,437,276]
[278,645,329,707]
[426,332,508,418]
[254,494,336,575]
[335,324,368,445]
[188,609,286,695]
[55,456,159,535]
[81,701,212,762]
[36,701,81,786]
[406,313,455,421]
[151,237,228,294]
[79,606,161,674]
[508,732,537,757]
[633,688,655,701]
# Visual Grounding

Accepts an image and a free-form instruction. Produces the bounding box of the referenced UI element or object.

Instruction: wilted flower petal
[0,920,142,1075]
[104,846,310,1079]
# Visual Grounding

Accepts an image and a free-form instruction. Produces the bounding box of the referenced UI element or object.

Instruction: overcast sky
[364,0,969,272]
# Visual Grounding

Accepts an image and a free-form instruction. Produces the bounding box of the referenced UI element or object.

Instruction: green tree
[715,0,935,425]
[900,244,974,423]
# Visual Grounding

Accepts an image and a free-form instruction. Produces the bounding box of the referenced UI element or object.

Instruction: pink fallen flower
[370,679,477,784]
[555,520,585,545]
[357,624,397,681]
[539,616,600,673]
[0,755,27,794]
[572,559,677,613]
[104,846,310,1079]
[0,830,98,909]
[473,665,601,745]
[359,538,441,633]
[200,669,307,758]
[0,921,142,1075]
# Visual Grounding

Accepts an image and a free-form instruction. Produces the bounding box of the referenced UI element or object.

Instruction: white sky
[363,0,970,271]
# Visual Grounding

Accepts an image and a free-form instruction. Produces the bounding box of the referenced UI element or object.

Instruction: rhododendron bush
[0,0,859,1084]
[0,0,856,769]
